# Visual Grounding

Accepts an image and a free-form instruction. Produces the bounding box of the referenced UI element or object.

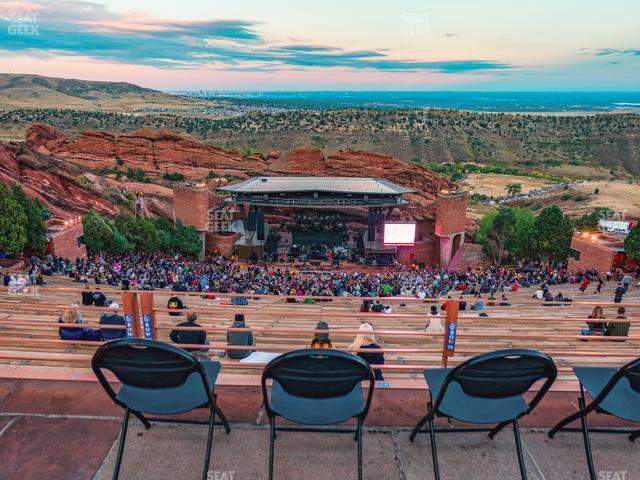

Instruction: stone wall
[567,235,615,272]
[48,223,87,260]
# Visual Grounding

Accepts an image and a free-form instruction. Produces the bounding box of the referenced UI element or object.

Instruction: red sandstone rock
[0,143,119,220]
[13,124,463,226]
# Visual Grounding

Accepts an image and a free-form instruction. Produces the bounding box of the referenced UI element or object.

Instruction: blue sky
[0,0,638,90]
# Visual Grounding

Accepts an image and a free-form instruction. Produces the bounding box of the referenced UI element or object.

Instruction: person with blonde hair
[581,305,606,336]
[58,306,99,341]
[348,323,384,380]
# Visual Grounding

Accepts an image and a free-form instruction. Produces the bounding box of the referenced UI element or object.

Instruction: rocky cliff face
[26,123,267,178]
[4,123,455,223]
[0,142,119,220]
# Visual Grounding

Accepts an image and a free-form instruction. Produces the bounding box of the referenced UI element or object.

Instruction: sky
[0,0,638,91]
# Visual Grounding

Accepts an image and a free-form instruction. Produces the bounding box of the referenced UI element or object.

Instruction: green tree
[505,183,522,195]
[173,220,203,256]
[0,183,28,254]
[162,172,185,182]
[153,217,177,253]
[82,210,114,254]
[109,228,130,254]
[11,184,47,253]
[114,213,159,252]
[483,206,517,265]
[531,206,573,263]
[625,225,640,262]
[507,207,536,261]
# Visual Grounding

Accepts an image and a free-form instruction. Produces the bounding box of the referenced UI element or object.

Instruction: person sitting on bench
[309,321,334,348]
[371,301,384,313]
[348,322,385,381]
[226,314,255,359]
[605,307,630,340]
[58,306,100,341]
[99,303,126,341]
[581,305,606,336]
[92,290,109,307]
[170,312,209,358]
[167,296,185,316]
[81,286,94,306]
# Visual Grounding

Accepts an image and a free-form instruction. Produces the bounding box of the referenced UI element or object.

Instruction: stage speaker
[256,209,265,240]
[377,211,385,236]
[247,209,256,231]
[367,210,376,242]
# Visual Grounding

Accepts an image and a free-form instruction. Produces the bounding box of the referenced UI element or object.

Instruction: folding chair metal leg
[131,410,151,429]
[357,418,363,480]
[629,429,640,442]
[212,396,231,434]
[427,401,440,480]
[113,408,130,480]
[488,420,510,439]
[202,407,216,480]
[548,407,588,438]
[268,416,276,480]
[577,397,596,480]
[409,414,427,442]
[512,419,528,480]
[549,386,593,439]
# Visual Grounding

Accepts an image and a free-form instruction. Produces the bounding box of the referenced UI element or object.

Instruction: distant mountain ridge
[0,73,211,111]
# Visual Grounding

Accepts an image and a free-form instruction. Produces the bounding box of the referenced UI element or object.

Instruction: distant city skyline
[0,0,638,91]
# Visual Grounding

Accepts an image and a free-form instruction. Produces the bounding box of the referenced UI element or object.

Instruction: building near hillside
[568,224,637,272]
[47,217,87,260]
[173,177,468,267]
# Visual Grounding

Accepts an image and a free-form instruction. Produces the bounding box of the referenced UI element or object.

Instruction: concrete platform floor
[0,414,638,480]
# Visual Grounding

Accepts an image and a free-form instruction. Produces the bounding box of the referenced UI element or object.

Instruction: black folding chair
[261,348,375,480]
[548,358,640,480]
[409,349,557,480]
[92,338,231,480]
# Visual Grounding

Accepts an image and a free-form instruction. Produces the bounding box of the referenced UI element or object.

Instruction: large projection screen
[383,223,416,246]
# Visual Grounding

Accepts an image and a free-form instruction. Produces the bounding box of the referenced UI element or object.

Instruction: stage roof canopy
[218,176,414,195]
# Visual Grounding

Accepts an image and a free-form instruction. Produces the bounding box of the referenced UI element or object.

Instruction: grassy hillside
[1,107,638,177]
[0,73,218,112]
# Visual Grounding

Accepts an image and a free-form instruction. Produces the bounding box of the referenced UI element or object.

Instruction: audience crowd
[10,253,638,301]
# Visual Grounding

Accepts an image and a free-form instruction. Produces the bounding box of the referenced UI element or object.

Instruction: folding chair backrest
[263,349,374,400]
[447,349,557,400]
[619,357,640,393]
[92,338,202,391]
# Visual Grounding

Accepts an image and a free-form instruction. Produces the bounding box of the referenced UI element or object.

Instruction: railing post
[121,291,141,338]
[139,292,157,340]
[441,300,459,368]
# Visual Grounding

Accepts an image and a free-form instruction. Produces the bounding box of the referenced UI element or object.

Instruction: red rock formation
[26,124,267,178]
[0,143,119,220]
[15,124,460,225]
